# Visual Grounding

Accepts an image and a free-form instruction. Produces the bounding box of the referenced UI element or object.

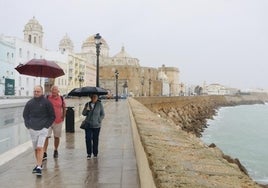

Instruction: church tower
[59,34,74,53]
[23,17,43,47]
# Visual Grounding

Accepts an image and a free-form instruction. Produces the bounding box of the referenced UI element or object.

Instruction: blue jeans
[85,128,101,156]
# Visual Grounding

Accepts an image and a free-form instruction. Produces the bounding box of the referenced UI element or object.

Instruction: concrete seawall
[128,94,268,188]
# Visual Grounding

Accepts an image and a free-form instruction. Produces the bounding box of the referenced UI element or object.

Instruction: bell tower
[59,34,74,53]
[23,17,43,47]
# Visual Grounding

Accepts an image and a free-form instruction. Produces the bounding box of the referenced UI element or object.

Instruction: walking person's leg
[43,138,49,160]
[92,128,101,157]
[35,147,44,167]
[43,125,53,160]
[53,137,59,158]
[30,128,48,176]
[85,128,93,159]
[53,122,63,158]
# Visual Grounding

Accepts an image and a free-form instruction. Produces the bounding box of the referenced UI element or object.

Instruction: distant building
[204,83,239,95]
[3,35,47,96]
[76,36,181,97]
[0,17,181,97]
[0,35,16,96]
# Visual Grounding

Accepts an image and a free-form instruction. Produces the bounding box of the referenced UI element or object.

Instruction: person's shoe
[43,152,47,161]
[87,155,91,160]
[35,168,42,176]
[53,150,58,158]
[93,155,97,158]
[32,166,38,174]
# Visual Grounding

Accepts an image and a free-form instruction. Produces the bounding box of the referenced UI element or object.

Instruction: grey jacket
[82,100,105,128]
[23,95,55,130]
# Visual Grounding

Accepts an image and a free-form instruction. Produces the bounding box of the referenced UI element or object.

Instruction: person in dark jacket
[82,94,105,159]
[23,85,55,176]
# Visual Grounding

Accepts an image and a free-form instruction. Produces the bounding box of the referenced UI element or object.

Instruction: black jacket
[23,95,55,130]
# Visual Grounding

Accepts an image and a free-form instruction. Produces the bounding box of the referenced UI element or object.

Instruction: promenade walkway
[0,100,140,188]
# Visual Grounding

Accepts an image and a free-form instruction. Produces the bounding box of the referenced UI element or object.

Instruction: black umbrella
[68,86,108,97]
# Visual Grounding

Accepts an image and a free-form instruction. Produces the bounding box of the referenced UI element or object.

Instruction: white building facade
[0,35,16,96]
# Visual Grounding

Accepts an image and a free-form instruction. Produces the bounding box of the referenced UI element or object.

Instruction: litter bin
[66,107,75,133]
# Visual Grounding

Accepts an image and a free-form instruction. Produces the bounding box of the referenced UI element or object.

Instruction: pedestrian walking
[23,85,55,176]
[43,85,66,160]
[82,94,105,159]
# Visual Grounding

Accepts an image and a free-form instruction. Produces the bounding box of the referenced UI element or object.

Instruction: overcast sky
[1,0,268,90]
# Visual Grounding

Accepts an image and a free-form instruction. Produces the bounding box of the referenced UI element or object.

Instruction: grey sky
[1,0,268,90]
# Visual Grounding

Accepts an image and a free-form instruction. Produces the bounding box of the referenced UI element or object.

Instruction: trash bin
[66,107,75,133]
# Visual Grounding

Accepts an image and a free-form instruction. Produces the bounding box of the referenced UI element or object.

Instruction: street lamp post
[78,76,84,88]
[94,33,102,87]
[180,83,184,96]
[149,78,152,96]
[115,69,119,102]
[123,80,128,97]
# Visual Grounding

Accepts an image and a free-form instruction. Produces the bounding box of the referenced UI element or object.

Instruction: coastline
[131,93,268,187]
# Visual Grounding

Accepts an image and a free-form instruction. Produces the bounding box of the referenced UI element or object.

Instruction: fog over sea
[201,104,268,185]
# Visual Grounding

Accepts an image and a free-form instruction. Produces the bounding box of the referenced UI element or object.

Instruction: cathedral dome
[24,17,43,32]
[110,46,140,66]
[59,34,74,52]
[81,35,109,56]
[113,46,131,58]
[82,35,108,50]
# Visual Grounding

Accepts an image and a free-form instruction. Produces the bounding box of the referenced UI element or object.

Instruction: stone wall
[129,94,268,188]
[135,94,267,137]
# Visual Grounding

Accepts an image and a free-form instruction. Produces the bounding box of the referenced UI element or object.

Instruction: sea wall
[135,94,267,137]
[128,94,268,188]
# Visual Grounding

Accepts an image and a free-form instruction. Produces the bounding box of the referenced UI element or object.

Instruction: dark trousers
[85,128,101,156]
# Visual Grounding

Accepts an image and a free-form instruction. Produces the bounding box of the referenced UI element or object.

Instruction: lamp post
[149,78,152,96]
[123,80,128,97]
[115,69,119,102]
[180,83,184,96]
[78,76,84,88]
[141,76,144,96]
[94,33,102,87]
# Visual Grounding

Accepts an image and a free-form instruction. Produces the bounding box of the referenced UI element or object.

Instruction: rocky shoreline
[131,93,268,188]
[137,94,267,137]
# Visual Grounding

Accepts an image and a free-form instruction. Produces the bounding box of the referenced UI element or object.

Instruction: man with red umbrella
[23,85,55,176]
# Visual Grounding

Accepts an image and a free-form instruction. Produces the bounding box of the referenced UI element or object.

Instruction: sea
[201,103,268,185]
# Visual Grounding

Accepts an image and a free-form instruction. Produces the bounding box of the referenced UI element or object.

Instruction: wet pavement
[0,100,140,188]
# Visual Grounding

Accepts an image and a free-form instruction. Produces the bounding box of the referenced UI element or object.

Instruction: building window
[34,53,36,58]
[34,36,36,43]
[27,51,30,60]
[28,35,31,43]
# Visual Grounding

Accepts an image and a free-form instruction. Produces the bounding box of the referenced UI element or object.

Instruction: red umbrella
[15,59,65,78]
